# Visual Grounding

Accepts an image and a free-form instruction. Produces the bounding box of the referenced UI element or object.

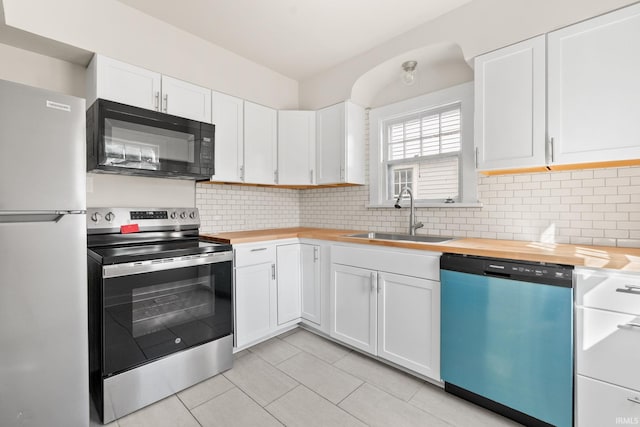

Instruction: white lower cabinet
[377,272,440,379]
[300,243,321,326]
[577,376,640,427]
[234,240,302,349]
[331,264,378,354]
[575,268,640,426]
[276,244,302,325]
[330,245,441,380]
[235,261,275,348]
[234,244,277,349]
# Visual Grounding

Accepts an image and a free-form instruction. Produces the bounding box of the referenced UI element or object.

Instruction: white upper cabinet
[316,101,365,185]
[244,101,278,184]
[474,36,546,171]
[160,75,211,123]
[87,54,212,123]
[211,92,244,182]
[87,55,161,111]
[278,111,316,185]
[548,3,640,165]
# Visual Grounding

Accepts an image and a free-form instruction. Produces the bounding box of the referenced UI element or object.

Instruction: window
[369,82,477,207]
[386,105,461,202]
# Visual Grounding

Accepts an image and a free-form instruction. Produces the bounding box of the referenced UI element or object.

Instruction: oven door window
[102,261,232,376]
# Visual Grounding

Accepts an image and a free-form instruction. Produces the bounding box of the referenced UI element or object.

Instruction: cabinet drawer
[234,245,275,267]
[576,307,640,390]
[576,269,640,315]
[577,375,640,427]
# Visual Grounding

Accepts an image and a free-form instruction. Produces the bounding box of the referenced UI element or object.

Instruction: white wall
[2,0,298,109]
[299,0,637,109]
[0,42,85,97]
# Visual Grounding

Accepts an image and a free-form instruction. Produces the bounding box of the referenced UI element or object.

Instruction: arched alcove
[351,42,472,108]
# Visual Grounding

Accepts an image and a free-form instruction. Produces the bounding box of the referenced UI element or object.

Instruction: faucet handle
[414,222,424,230]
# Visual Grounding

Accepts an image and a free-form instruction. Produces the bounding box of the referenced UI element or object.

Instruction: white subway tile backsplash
[194,116,639,247]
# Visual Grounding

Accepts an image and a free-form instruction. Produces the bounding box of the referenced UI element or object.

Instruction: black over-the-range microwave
[86,99,214,180]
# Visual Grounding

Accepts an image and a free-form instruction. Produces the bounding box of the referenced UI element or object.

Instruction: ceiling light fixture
[401,60,418,86]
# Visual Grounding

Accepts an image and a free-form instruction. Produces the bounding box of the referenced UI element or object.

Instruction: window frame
[368,82,479,208]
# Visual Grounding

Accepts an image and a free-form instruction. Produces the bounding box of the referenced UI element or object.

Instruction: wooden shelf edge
[480,159,640,176]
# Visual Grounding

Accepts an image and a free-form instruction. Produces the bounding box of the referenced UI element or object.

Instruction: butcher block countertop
[200,227,640,272]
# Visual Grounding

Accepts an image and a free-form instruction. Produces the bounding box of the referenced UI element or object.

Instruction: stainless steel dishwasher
[440,253,573,427]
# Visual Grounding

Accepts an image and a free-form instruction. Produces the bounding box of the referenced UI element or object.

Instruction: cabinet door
[377,272,440,380]
[577,375,640,427]
[276,244,301,325]
[211,92,244,182]
[235,262,274,348]
[316,103,345,184]
[330,263,377,354]
[161,75,212,123]
[278,111,316,185]
[301,244,321,325]
[548,3,640,165]
[244,101,278,184]
[95,55,161,111]
[576,306,640,392]
[474,36,546,171]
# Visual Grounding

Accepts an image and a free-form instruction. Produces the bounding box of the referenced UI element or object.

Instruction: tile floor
[91,328,522,427]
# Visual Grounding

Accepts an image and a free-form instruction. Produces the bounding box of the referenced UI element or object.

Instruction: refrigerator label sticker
[46,100,71,112]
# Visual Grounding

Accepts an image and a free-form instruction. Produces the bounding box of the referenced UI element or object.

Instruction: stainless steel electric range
[86,207,233,424]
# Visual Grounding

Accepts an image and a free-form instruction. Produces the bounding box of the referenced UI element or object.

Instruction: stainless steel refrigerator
[0,79,88,426]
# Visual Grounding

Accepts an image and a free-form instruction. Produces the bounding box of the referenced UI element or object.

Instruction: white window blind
[385,104,461,202]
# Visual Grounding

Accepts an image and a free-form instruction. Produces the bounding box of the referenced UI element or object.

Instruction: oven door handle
[103,251,233,278]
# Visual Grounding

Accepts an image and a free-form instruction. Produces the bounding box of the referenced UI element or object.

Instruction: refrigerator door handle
[0,211,83,224]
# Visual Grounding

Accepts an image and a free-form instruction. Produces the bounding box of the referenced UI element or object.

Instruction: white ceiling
[116,0,472,81]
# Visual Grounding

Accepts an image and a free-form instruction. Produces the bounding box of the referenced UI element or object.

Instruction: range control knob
[90,212,102,223]
[189,211,197,219]
[179,211,187,219]
[170,211,177,220]
[105,212,115,222]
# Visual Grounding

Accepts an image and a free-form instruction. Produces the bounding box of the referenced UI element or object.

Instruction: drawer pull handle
[628,397,640,405]
[616,284,640,295]
[250,248,267,252]
[617,323,640,330]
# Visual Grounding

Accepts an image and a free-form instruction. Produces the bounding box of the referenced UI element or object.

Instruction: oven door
[88,99,214,179]
[101,252,232,376]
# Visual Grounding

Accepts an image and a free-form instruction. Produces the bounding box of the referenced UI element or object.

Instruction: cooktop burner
[88,240,232,265]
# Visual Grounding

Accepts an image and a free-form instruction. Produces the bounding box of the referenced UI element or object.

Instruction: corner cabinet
[547,3,640,165]
[86,54,211,123]
[300,243,322,327]
[211,91,244,182]
[474,36,546,172]
[330,244,441,380]
[278,111,316,185]
[244,101,278,184]
[316,101,365,185]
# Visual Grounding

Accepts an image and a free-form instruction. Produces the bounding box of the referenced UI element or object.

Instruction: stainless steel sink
[347,232,455,244]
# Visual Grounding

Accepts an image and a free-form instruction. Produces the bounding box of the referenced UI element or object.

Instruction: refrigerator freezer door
[0,214,88,427]
[0,80,86,211]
